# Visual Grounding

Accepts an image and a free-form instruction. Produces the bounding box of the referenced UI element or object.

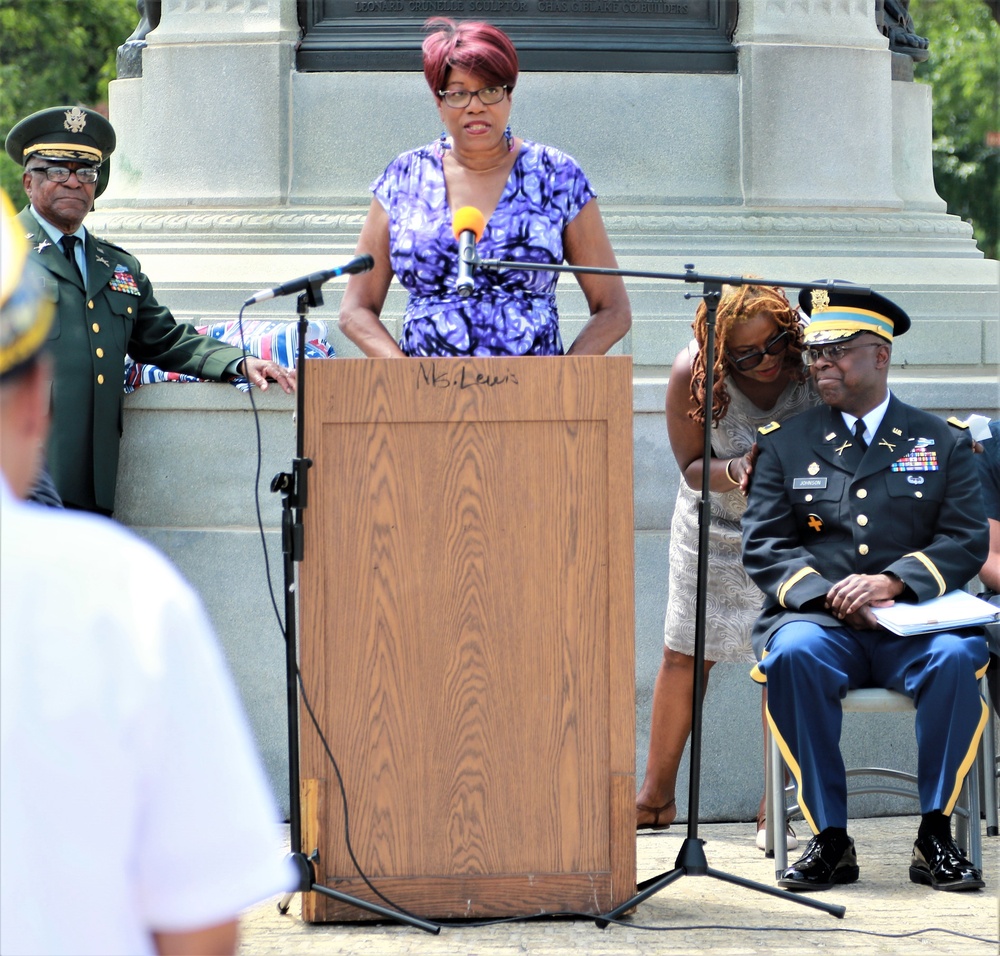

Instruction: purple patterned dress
[372,139,596,356]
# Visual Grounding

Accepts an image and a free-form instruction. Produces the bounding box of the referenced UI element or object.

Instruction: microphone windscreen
[452,206,486,242]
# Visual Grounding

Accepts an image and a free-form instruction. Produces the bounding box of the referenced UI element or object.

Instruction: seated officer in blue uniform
[742,285,990,893]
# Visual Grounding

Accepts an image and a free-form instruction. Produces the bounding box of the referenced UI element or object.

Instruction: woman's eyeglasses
[726,330,792,371]
[438,86,509,109]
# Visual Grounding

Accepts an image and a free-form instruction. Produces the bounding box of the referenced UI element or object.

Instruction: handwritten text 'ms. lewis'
[417,362,520,390]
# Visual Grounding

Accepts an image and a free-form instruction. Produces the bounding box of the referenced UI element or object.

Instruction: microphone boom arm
[476,258,872,297]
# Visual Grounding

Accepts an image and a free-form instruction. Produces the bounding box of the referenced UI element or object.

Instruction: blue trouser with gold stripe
[759,622,989,834]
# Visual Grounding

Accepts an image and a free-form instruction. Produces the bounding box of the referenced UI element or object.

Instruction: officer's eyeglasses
[27,165,100,184]
[803,342,882,366]
[438,85,509,109]
[726,330,792,371]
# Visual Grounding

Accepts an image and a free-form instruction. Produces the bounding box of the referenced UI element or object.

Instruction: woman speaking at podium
[338,17,630,358]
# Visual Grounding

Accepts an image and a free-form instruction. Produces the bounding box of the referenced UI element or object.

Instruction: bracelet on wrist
[724,457,740,486]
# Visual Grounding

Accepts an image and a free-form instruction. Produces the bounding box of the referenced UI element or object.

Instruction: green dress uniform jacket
[742,394,988,659]
[17,206,247,513]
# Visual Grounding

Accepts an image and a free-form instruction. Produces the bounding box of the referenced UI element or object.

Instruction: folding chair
[763,684,994,875]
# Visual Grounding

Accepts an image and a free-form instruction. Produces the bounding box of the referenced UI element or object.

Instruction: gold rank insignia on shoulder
[758,421,781,435]
[946,416,969,429]
[811,289,830,311]
[808,462,820,475]
[64,106,88,133]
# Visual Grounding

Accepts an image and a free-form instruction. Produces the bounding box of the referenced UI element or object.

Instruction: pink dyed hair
[422,18,519,98]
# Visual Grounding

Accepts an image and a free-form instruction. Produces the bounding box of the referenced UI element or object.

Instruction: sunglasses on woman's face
[726,329,791,371]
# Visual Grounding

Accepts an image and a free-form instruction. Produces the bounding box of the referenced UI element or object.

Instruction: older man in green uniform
[5,105,295,514]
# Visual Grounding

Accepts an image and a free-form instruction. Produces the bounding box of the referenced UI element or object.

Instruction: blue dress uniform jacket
[742,394,989,659]
[17,207,247,513]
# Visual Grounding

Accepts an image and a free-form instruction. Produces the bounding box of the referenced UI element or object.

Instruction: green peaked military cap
[5,106,116,196]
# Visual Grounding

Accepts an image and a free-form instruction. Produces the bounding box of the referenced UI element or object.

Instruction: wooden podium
[298,356,635,921]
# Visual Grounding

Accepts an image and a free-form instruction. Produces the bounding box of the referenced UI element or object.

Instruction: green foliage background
[0,0,996,261]
[0,0,137,203]
[912,0,1000,260]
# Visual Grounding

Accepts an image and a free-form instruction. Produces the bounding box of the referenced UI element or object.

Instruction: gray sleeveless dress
[663,365,817,663]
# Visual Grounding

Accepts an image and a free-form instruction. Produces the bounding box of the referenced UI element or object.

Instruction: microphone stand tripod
[271,278,438,933]
[478,259,869,922]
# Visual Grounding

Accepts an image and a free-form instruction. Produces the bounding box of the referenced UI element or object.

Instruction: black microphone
[244,254,374,306]
[452,207,486,298]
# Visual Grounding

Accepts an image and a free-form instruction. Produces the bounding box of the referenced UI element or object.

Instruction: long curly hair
[689,281,805,426]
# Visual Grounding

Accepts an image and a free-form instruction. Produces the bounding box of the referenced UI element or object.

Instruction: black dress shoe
[778,833,859,892]
[909,833,985,891]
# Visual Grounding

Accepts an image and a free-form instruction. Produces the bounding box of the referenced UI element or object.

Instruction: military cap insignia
[810,289,830,312]
[63,106,88,133]
[808,462,820,475]
[758,421,781,435]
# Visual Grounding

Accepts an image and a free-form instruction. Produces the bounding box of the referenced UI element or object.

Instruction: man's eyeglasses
[803,342,882,366]
[438,85,509,109]
[27,165,100,184]
[726,330,792,371]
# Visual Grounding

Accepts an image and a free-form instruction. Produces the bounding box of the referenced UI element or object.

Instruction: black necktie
[853,419,868,452]
[62,234,83,282]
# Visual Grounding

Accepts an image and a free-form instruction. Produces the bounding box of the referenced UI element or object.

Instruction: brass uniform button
[97,374,104,385]
[857,515,869,527]
[858,544,869,555]
[88,300,94,309]
[126,306,133,314]
[856,489,868,499]
[805,494,813,502]
[92,323,100,333]
[95,348,104,358]
[915,492,923,498]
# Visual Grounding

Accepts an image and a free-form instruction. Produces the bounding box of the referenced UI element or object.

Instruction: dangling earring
[439,130,451,150]
[504,123,513,152]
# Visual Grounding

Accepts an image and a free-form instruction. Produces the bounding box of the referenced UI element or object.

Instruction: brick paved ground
[239,816,999,955]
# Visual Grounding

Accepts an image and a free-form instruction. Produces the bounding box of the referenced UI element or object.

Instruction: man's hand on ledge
[238,357,297,393]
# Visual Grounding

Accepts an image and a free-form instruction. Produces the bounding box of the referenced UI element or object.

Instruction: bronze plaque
[297,1,738,73]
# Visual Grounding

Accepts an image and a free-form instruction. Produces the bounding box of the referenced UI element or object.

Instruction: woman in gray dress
[636,282,817,847]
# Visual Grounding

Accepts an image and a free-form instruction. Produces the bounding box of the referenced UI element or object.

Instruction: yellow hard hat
[1,190,54,379]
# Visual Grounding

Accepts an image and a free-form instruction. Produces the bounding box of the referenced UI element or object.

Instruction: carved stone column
[735,0,899,208]
[105,0,298,205]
